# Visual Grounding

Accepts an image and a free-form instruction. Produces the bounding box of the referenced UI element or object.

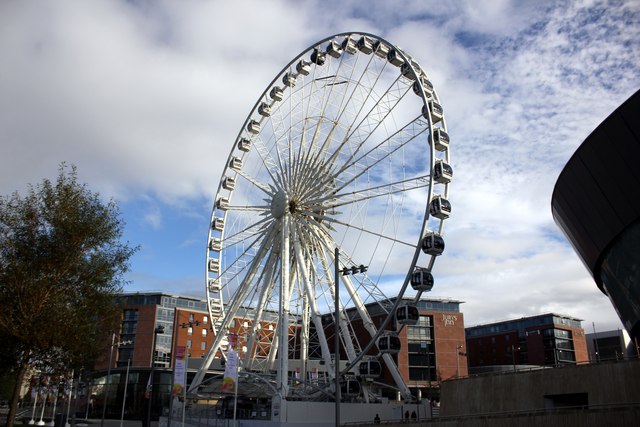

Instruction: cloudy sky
[2,0,639,333]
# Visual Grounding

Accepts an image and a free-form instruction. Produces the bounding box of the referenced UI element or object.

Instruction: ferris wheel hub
[270,189,289,219]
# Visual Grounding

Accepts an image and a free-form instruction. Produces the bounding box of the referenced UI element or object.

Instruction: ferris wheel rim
[193,32,452,399]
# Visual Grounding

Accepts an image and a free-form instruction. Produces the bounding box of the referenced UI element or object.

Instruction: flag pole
[181,351,189,427]
[233,363,238,427]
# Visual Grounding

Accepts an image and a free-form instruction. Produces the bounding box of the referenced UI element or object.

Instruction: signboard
[442,314,458,327]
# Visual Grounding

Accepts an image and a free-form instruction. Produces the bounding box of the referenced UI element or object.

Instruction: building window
[542,328,576,365]
[187,340,192,349]
[202,328,207,337]
[123,309,138,321]
[203,316,208,324]
[189,313,194,322]
[188,327,193,335]
[117,348,134,366]
[201,341,206,350]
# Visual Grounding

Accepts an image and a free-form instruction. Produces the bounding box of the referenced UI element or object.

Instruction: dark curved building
[552,89,640,343]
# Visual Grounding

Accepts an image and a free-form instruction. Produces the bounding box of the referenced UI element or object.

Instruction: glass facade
[407,315,436,382]
[542,328,576,365]
[117,309,138,367]
[599,219,640,337]
[466,314,582,338]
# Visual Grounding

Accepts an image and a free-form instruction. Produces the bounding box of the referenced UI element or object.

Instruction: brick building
[465,313,589,373]
[93,292,465,418]
[335,297,466,401]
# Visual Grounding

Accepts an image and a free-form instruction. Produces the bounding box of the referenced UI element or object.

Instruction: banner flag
[144,372,152,399]
[172,346,187,396]
[221,348,238,393]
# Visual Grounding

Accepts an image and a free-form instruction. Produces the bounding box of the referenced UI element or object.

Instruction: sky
[1,0,639,334]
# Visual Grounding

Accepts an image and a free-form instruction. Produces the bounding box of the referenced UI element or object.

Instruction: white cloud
[1,0,638,334]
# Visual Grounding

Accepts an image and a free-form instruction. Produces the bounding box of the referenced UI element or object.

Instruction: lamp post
[168,311,201,427]
[101,333,115,427]
[334,247,367,427]
[120,359,130,427]
[426,345,433,419]
[334,248,340,427]
[511,345,520,372]
[101,334,132,427]
[456,345,463,378]
[146,325,165,427]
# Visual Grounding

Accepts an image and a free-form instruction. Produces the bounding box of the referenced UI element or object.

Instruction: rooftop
[466,313,584,338]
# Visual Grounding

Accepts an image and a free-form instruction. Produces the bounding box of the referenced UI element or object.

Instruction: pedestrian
[374,413,380,424]
[411,410,417,420]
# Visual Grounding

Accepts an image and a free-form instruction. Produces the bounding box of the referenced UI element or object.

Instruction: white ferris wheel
[189,32,452,401]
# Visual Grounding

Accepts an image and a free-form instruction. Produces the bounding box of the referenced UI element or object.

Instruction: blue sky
[1,0,639,332]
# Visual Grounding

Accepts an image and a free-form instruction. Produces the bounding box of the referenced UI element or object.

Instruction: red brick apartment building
[96,293,465,394]
[465,313,589,373]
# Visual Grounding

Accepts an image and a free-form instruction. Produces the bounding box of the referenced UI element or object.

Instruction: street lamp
[168,314,201,427]
[334,247,367,427]
[145,325,165,427]
[334,248,340,427]
[456,345,465,378]
[101,334,132,427]
[511,345,520,372]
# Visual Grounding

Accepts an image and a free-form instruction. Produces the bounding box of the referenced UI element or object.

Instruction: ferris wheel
[189,32,452,401]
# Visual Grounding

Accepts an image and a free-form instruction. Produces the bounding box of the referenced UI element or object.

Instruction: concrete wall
[439,359,640,416]
[427,406,640,427]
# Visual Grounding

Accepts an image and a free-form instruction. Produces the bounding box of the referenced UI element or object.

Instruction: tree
[0,164,138,427]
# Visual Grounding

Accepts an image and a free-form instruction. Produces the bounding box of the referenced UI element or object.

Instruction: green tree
[0,164,137,427]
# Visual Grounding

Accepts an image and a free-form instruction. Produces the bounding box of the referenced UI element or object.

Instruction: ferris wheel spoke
[333,53,386,137]
[332,238,392,306]
[313,174,430,209]
[291,225,335,372]
[225,205,271,212]
[319,72,409,174]
[192,224,277,392]
[235,169,275,195]
[314,215,416,249]
[328,115,428,198]
[244,250,279,370]
[327,52,377,130]
[307,72,361,159]
[331,238,413,398]
[219,222,277,283]
[307,110,426,204]
[311,54,390,165]
[315,246,360,361]
[219,216,273,252]
[250,135,289,191]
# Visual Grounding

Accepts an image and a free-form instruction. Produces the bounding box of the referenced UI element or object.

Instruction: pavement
[12,416,156,427]
[76,419,154,427]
